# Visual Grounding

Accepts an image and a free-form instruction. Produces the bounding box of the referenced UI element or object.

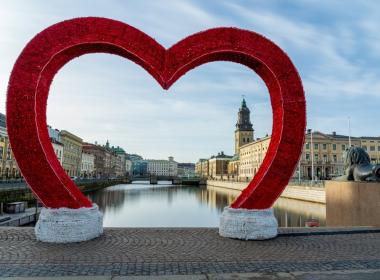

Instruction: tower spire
[234,97,254,155]
[241,94,247,108]
[236,96,253,130]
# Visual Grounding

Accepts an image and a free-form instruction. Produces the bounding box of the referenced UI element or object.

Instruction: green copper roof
[241,98,247,108]
[110,145,126,154]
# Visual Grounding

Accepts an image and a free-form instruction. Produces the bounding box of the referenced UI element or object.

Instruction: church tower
[234,98,254,155]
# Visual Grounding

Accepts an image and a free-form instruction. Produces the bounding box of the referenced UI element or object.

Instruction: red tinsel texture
[6,17,306,209]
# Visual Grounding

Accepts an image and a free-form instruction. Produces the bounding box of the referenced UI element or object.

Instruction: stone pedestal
[35,204,103,243]
[326,181,380,227]
[219,206,278,240]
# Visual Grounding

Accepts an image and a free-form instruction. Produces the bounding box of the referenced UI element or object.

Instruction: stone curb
[1,269,380,279]
[277,227,380,237]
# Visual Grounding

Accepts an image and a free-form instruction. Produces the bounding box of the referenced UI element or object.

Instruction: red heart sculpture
[6,17,306,210]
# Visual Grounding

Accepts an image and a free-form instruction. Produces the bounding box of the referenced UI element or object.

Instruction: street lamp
[311,129,314,182]
[305,129,314,182]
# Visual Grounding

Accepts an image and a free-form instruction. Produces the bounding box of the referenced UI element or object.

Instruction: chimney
[307,129,312,134]
[332,131,336,136]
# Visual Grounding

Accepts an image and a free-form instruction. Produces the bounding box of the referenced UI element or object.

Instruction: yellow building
[299,131,380,179]
[235,129,380,181]
[238,135,271,180]
[195,159,209,178]
[208,152,232,179]
[227,155,240,178]
[59,130,83,177]
[360,137,380,163]
[0,125,20,180]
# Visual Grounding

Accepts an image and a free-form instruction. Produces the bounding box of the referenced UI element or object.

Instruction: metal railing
[205,176,327,187]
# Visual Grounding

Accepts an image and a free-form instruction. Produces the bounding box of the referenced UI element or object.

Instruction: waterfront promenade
[0,227,379,279]
[207,179,326,204]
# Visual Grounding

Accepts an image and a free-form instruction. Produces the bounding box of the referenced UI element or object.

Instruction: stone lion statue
[335,146,380,181]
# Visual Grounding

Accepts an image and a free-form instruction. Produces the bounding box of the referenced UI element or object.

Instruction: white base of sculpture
[35,204,103,243]
[219,206,278,240]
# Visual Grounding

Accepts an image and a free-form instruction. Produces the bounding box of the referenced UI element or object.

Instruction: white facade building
[147,156,178,176]
[80,152,95,178]
[51,139,64,164]
[125,159,132,175]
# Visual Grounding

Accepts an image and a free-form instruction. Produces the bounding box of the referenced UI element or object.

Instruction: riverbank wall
[206,180,326,204]
[0,179,126,204]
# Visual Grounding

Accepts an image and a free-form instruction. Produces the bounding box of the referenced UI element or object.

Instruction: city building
[111,146,127,178]
[0,116,20,180]
[80,151,95,178]
[132,160,148,176]
[147,156,178,176]
[125,159,132,176]
[127,154,147,177]
[234,98,254,154]
[238,134,271,180]
[51,138,64,164]
[48,125,60,141]
[227,154,239,178]
[0,126,20,179]
[195,159,210,178]
[83,142,112,178]
[127,154,143,162]
[177,163,196,177]
[196,98,380,181]
[298,131,380,179]
[208,152,233,178]
[359,137,380,163]
[0,113,6,128]
[59,130,83,177]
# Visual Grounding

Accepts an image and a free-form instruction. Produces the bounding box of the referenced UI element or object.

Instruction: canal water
[87,182,326,227]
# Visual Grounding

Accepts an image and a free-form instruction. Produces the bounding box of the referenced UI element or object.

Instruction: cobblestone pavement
[0,228,379,277]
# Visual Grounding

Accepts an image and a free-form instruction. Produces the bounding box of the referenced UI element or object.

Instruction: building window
[315,154,318,161]
[305,153,310,160]
[370,146,375,151]
[314,143,318,150]
[378,146,380,152]
[323,154,327,162]
[332,144,336,150]
[305,143,309,150]
[333,155,337,162]
[323,144,327,150]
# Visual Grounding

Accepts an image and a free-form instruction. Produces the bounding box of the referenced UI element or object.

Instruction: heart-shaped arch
[6,17,306,210]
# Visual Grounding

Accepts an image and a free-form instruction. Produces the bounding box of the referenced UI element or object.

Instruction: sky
[1,1,380,162]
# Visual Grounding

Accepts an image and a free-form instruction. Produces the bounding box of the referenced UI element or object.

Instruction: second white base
[35,204,103,243]
[219,206,278,240]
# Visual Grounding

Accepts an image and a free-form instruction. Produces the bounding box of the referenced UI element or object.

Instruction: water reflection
[88,182,326,227]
